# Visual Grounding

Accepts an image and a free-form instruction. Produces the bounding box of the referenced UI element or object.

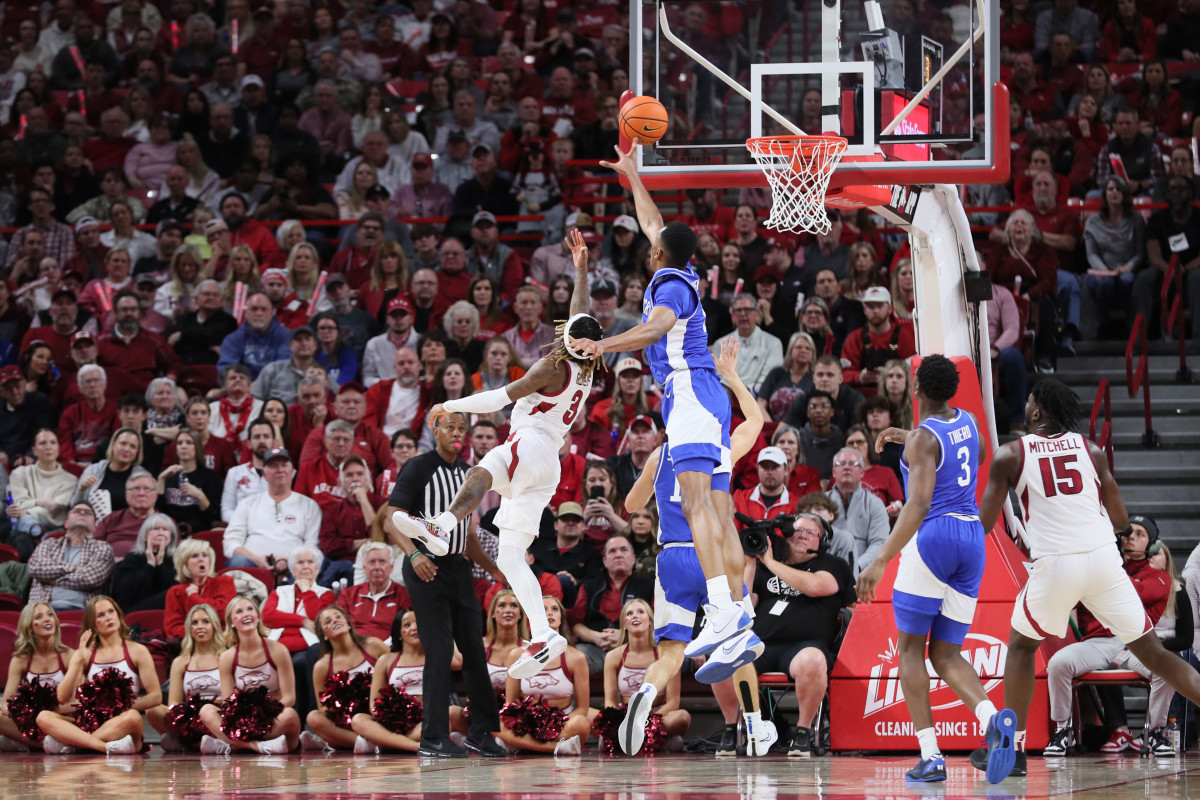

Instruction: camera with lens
[734,512,798,557]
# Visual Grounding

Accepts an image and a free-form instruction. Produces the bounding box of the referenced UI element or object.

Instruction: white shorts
[1011,545,1153,644]
[476,429,561,545]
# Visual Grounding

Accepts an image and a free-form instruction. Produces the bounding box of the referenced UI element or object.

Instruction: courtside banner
[830,601,1051,751]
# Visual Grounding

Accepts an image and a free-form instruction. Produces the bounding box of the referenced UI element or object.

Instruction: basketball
[619,96,669,145]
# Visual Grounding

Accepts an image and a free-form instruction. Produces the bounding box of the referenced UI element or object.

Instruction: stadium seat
[220,565,275,590]
[0,592,24,611]
[0,544,21,564]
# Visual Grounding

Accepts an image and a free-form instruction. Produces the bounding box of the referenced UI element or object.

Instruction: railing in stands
[1125,313,1160,448]
[1160,254,1194,385]
[1088,378,1114,475]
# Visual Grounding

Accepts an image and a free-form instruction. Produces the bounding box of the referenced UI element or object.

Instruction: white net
[746,135,848,235]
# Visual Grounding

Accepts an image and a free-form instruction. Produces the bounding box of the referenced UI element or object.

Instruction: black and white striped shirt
[388,450,470,556]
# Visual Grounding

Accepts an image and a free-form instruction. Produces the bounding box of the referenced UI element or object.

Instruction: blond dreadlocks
[543,318,606,384]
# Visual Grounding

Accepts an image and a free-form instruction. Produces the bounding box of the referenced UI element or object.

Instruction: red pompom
[372,685,423,734]
[593,704,666,756]
[499,696,566,743]
[165,694,212,745]
[8,678,60,740]
[220,686,285,742]
[319,670,372,730]
[74,668,136,733]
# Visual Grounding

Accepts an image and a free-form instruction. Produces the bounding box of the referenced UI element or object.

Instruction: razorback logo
[530,401,555,415]
[526,673,562,690]
[863,633,1006,716]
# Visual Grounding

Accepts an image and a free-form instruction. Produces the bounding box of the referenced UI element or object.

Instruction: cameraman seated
[734,446,801,525]
[747,512,856,757]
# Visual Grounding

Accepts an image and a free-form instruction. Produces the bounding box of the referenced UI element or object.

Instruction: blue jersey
[642,263,716,386]
[652,446,730,545]
[899,408,981,519]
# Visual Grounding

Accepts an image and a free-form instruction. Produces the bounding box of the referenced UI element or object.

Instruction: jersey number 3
[1038,454,1083,497]
[533,390,584,424]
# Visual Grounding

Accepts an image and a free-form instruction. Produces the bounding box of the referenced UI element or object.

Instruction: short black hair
[806,388,835,410]
[658,221,698,269]
[1030,377,1083,432]
[915,354,960,403]
[857,394,898,423]
[567,314,602,344]
[118,391,149,410]
[391,429,418,446]
[248,417,276,438]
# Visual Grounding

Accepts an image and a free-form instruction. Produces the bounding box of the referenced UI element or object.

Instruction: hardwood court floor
[3,751,1199,799]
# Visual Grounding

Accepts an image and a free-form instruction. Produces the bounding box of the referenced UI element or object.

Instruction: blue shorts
[891,515,986,646]
[653,544,746,643]
[662,368,731,476]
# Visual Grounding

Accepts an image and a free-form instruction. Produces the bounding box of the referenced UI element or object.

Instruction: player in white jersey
[391,229,602,680]
[979,379,1200,774]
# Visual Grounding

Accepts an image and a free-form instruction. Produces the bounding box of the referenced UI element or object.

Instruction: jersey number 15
[1038,455,1083,497]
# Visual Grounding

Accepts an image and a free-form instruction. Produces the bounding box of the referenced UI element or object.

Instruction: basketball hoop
[746,134,848,235]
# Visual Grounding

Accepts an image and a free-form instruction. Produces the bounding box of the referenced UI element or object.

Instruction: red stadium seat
[60,621,81,648]
[125,609,166,633]
[0,624,18,671]
[0,592,25,611]
[220,566,275,590]
[0,544,21,564]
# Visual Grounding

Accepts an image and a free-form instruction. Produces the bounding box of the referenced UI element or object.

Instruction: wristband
[409,550,424,563]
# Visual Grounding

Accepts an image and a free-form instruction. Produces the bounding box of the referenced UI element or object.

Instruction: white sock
[916,727,940,760]
[635,683,658,706]
[706,578,735,609]
[975,699,998,733]
[1015,730,1026,752]
[433,511,458,533]
[743,709,762,736]
[497,542,552,640]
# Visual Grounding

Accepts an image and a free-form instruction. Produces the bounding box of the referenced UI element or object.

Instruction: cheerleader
[350,610,456,753]
[36,596,163,754]
[499,597,594,756]
[146,604,226,751]
[601,599,690,750]
[300,606,388,752]
[484,590,527,693]
[0,603,76,751]
[198,597,301,755]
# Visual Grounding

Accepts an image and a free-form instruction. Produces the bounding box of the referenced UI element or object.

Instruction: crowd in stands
[0,0,1198,757]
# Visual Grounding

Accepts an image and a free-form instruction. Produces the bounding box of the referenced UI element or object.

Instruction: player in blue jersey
[619,340,774,757]
[574,144,751,663]
[855,355,1017,784]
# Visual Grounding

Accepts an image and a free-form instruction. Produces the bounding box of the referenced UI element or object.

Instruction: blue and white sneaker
[695,628,765,684]
[906,756,947,782]
[683,604,753,659]
[985,708,1018,784]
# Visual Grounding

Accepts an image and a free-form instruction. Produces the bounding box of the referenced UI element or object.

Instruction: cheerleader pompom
[74,667,136,733]
[372,685,422,734]
[219,686,284,742]
[319,670,372,730]
[499,696,566,743]
[7,678,60,740]
[165,694,211,745]
[592,704,666,755]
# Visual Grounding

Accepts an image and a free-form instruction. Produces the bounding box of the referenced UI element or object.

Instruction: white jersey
[1014,432,1113,560]
[507,358,591,448]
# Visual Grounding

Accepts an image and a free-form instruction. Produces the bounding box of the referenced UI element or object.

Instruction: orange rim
[745,134,848,157]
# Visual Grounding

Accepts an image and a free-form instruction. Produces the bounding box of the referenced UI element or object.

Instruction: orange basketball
[620,96,670,145]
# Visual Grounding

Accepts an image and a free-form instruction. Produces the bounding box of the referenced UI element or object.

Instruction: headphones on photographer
[794,512,834,555]
[1129,515,1162,557]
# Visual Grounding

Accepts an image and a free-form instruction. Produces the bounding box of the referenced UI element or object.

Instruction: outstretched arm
[565,228,591,317]
[625,447,661,513]
[600,144,663,244]
[574,305,678,359]
[430,358,566,426]
[713,338,763,462]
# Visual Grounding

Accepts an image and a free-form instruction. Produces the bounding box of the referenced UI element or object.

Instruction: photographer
[748,512,856,756]
[733,446,801,527]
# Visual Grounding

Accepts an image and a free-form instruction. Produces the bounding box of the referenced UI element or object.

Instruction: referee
[384,410,506,758]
